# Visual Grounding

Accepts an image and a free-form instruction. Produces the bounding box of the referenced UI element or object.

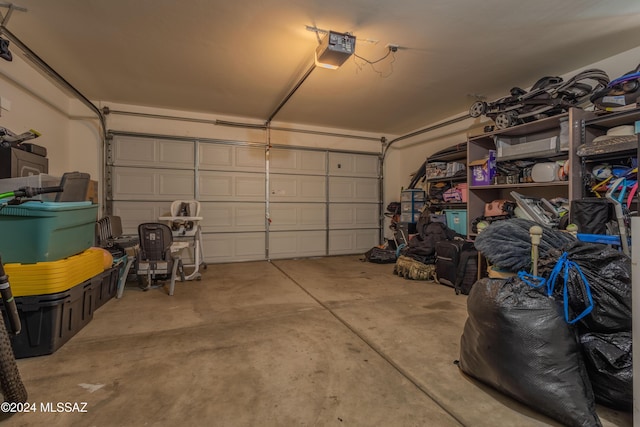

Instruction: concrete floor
[4,255,633,426]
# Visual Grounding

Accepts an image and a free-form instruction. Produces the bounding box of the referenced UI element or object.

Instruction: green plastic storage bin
[0,200,98,263]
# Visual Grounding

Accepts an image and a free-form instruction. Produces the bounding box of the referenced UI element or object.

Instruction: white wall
[0,54,73,175]
[101,101,385,153]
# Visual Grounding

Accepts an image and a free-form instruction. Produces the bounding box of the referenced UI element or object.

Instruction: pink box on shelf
[456,183,468,203]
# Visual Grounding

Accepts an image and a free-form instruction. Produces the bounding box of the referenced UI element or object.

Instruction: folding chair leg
[145,269,152,291]
[168,258,181,296]
[116,256,136,299]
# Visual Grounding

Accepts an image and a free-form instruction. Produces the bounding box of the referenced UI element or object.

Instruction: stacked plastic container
[400,189,426,223]
[0,195,117,358]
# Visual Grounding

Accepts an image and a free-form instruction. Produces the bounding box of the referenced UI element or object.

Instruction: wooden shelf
[468,113,568,140]
[428,202,467,210]
[470,181,569,190]
[425,175,466,183]
[585,107,640,128]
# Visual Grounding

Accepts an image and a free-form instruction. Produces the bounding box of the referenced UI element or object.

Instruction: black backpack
[454,247,482,295]
[435,240,486,294]
[404,213,458,263]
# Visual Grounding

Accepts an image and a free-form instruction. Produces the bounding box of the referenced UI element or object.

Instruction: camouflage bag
[393,255,435,280]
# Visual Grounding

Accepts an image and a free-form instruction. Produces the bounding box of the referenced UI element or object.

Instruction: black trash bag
[362,246,397,264]
[580,331,633,411]
[459,277,601,427]
[570,199,613,235]
[539,240,631,333]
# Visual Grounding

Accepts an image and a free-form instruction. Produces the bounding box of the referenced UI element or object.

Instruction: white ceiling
[2,0,640,136]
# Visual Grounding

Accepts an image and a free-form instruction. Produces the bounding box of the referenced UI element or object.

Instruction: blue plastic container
[0,200,98,263]
[445,209,467,236]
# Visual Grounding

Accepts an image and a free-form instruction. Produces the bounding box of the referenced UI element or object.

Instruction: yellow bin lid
[5,248,105,297]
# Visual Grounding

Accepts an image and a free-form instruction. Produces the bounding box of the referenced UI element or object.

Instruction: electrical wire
[353,49,396,78]
[353,48,393,65]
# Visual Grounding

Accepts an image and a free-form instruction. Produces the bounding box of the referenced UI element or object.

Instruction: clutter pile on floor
[363,214,632,425]
[459,218,632,427]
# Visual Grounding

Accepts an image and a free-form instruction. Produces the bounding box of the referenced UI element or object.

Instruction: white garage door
[107,133,380,263]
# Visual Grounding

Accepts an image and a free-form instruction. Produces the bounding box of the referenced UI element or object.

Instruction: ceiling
[2,0,640,136]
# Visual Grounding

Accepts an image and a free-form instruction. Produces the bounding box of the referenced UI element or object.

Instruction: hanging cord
[353,48,396,78]
[520,252,594,324]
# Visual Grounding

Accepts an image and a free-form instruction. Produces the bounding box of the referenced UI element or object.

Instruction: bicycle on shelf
[0,185,62,407]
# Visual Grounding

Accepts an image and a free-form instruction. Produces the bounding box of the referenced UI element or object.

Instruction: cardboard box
[469,150,496,186]
[86,179,98,203]
[455,183,468,202]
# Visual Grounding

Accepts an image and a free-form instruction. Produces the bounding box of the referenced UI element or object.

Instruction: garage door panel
[200,144,232,168]
[112,201,172,234]
[112,167,194,200]
[328,229,378,255]
[158,173,195,196]
[269,203,326,231]
[329,204,378,229]
[110,135,381,262]
[236,146,266,170]
[200,174,233,197]
[199,144,264,172]
[328,152,379,177]
[158,141,195,166]
[113,136,194,168]
[199,202,265,232]
[236,175,265,198]
[113,136,155,165]
[329,177,378,202]
[202,232,266,263]
[270,174,325,202]
[270,149,326,175]
[355,155,380,177]
[199,171,265,201]
[115,170,156,196]
[269,231,326,259]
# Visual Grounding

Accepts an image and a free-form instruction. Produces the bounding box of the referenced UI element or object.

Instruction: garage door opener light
[314,30,356,70]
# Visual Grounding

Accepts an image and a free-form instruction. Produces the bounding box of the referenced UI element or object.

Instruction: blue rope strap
[518,271,545,289]
[546,252,594,324]
[521,252,594,324]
